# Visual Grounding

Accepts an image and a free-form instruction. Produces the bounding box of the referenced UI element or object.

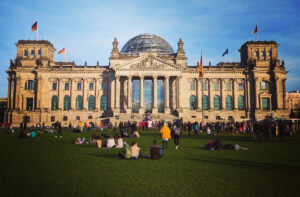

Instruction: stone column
[94,78,99,110]
[110,77,115,111]
[197,79,201,110]
[71,79,76,110]
[152,76,158,113]
[283,79,286,109]
[246,78,251,110]
[37,76,42,109]
[164,76,170,113]
[16,77,22,109]
[233,79,238,110]
[255,78,260,109]
[139,76,144,114]
[115,76,120,113]
[221,79,225,110]
[275,77,281,109]
[208,79,213,110]
[7,76,11,109]
[176,76,183,110]
[58,79,63,110]
[126,76,132,114]
[83,79,88,110]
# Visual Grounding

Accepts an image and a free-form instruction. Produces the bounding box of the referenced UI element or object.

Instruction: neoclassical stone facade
[5,34,289,126]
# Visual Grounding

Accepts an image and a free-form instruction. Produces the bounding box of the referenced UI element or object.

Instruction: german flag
[252,24,258,34]
[58,48,65,55]
[32,21,38,32]
[199,54,203,78]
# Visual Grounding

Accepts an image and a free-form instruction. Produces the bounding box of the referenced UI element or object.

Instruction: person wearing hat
[160,122,171,149]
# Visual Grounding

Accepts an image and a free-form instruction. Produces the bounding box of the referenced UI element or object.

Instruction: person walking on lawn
[173,122,182,150]
[160,122,171,149]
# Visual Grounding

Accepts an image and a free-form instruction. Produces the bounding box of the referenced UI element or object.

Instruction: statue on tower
[110,38,120,59]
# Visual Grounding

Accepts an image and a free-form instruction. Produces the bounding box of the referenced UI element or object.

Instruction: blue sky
[0,0,299,97]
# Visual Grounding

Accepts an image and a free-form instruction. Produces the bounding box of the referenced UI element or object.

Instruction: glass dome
[120,34,174,55]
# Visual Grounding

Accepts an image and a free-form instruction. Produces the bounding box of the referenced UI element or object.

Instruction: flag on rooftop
[31,21,38,32]
[58,48,65,55]
[252,24,258,34]
[199,53,203,78]
[222,48,228,56]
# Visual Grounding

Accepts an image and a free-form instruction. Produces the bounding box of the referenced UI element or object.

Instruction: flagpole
[257,19,259,41]
[36,22,38,41]
[64,48,66,62]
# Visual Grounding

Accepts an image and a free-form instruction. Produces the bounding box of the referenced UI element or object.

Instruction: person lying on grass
[74,137,86,144]
[204,139,248,151]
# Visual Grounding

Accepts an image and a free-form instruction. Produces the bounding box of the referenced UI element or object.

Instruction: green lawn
[1,128,300,197]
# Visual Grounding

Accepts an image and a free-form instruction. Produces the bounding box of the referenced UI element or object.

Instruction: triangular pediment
[114,54,181,71]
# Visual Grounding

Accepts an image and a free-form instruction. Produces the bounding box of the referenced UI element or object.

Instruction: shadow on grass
[85,153,115,159]
[185,156,300,172]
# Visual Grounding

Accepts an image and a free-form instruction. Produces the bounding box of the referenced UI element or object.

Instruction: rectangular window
[52,83,57,90]
[238,83,244,91]
[77,83,82,90]
[63,116,68,121]
[226,82,231,91]
[262,98,270,110]
[65,83,69,90]
[202,82,207,91]
[76,116,80,120]
[38,49,41,56]
[228,116,233,120]
[216,116,221,120]
[204,116,208,119]
[89,83,94,90]
[190,82,195,90]
[213,82,219,91]
[88,116,93,119]
[51,116,55,122]
[26,98,33,111]
[102,82,106,90]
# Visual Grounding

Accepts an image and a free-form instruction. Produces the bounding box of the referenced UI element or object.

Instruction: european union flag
[222,48,229,56]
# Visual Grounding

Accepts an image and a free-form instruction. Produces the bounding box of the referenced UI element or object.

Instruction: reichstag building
[5,34,288,126]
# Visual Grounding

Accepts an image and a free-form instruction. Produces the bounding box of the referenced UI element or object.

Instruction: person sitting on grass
[115,136,124,148]
[106,136,116,148]
[150,140,163,160]
[117,142,132,159]
[131,141,141,159]
[132,130,140,138]
[26,131,37,139]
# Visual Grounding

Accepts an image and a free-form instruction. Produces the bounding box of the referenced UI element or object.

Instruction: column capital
[139,75,144,80]
[115,75,120,80]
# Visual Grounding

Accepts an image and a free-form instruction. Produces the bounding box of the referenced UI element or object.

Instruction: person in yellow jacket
[160,122,171,149]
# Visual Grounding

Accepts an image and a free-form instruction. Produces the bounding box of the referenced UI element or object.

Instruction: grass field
[1,128,300,197]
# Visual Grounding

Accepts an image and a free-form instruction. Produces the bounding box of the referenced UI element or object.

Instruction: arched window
[76,95,83,110]
[51,96,58,111]
[31,50,35,56]
[102,81,106,90]
[202,95,208,110]
[63,96,70,111]
[254,50,259,58]
[213,96,220,110]
[226,96,233,110]
[88,95,95,110]
[260,81,270,90]
[100,95,107,110]
[25,80,34,90]
[238,96,245,110]
[189,95,196,110]
[190,82,195,90]
[38,49,41,56]
[24,50,28,56]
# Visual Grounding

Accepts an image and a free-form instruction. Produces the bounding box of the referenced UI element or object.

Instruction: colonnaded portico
[5,33,289,126]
